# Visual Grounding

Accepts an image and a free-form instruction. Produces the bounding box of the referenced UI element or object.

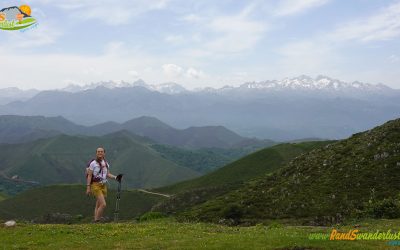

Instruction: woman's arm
[86,169,93,195]
[107,172,117,180]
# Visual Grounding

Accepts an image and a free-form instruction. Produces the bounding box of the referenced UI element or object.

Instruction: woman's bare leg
[95,194,106,221]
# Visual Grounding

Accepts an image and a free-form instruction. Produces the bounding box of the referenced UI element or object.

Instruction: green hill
[152,141,332,214]
[0,115,86,144]
[150,143,276,174]
[155,141,332,195]
[0,115,274,149]
[0,184,165,221]
[0,192,7,201]
[0,132,200,191]
[181,118,400,225]
[0,175,40,196]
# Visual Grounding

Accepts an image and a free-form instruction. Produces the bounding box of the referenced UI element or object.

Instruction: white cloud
[277,39,338,76]
[206,14,266,53]
[186,67,204,79]
[162,64,183,78]
[31,0,170,25]
[128,70,139,78]
[329,2,400,42]
[0,23,62,49]
[275,1,400,79]
[275,0,330,16]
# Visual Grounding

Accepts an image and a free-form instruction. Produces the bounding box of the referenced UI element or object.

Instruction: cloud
[206,15,265,53]
[0,23,62,49]
[182,4,267,55]
[329,2,400,42]
[128,70,139,78]
[34,0,170,25]
[275,0,330,16]
[277,39,338,76]
[186,67,204,79]
[162,64,183,78]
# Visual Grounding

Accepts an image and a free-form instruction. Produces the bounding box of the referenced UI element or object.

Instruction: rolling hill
[180,118,400,225]
[0,131,200,191]
[0,115,273,149]
[152,141,332,214]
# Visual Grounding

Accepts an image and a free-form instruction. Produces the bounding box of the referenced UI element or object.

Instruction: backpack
[85,158,109,183]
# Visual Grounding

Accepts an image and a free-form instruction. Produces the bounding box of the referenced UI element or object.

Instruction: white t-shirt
[89,159,109,184]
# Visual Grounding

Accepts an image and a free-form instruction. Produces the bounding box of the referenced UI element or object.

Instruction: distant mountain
[0,87,39,105]
[0,132,200,189]
[1,76,399,140]
[0,115,269,149]
[60,76,391,94]
[180,118,400,225]
[234,75,391,93]
[61,79,188,94]
[0,115,86,144]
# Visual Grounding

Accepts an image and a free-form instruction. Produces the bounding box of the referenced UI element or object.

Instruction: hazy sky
[1,0,400,90]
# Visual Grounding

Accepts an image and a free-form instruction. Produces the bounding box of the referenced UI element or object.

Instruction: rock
[4,220,16,227]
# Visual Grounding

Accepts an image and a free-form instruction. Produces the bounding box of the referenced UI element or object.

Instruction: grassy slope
[151,144,275,174]
[0,185,165,220]
[0,218,397,249]
[182,118,400,224]
[152,141,332,216]
[0,132,200,189]
[155,141,333,195]
[0,192,7,201]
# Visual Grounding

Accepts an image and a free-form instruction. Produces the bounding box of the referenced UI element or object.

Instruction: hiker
[86,147,122,222]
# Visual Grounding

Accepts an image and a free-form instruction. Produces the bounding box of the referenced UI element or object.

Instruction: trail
[136,189,171,198]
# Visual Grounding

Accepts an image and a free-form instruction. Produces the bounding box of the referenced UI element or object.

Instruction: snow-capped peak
[61,80,188,94]
[236,75,390,92]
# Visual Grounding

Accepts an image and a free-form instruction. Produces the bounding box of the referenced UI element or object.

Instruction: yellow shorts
[91,182,107,198]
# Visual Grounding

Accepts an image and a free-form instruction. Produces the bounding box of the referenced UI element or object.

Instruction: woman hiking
[86,147,122,222]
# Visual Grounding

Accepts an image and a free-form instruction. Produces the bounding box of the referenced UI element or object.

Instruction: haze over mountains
[1,75,399,140]
[0,115,272,149]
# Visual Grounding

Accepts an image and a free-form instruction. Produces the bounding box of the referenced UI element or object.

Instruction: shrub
[139,212,166,222]
[364,198,400,219]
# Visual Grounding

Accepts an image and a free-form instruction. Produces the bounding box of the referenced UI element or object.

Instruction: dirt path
[137,189,171,198]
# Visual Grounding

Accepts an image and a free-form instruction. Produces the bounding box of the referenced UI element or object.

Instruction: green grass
[155,141,332,195]
[0,185,166,221]
[152,141,333,216]
[0,192,7,201]
[182,118,400,225]
[0,218,397,249]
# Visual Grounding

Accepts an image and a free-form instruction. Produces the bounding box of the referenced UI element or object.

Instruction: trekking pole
[114,179,121,222]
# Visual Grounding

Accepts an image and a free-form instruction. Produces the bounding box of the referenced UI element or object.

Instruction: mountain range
[0,75,399,140]
[0,115,273,149]
[60,75,392,94]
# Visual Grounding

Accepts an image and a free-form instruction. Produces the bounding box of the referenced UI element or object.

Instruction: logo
[0,5,38,31]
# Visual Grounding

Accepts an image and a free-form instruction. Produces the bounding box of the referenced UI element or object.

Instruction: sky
[0,0,400,90]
